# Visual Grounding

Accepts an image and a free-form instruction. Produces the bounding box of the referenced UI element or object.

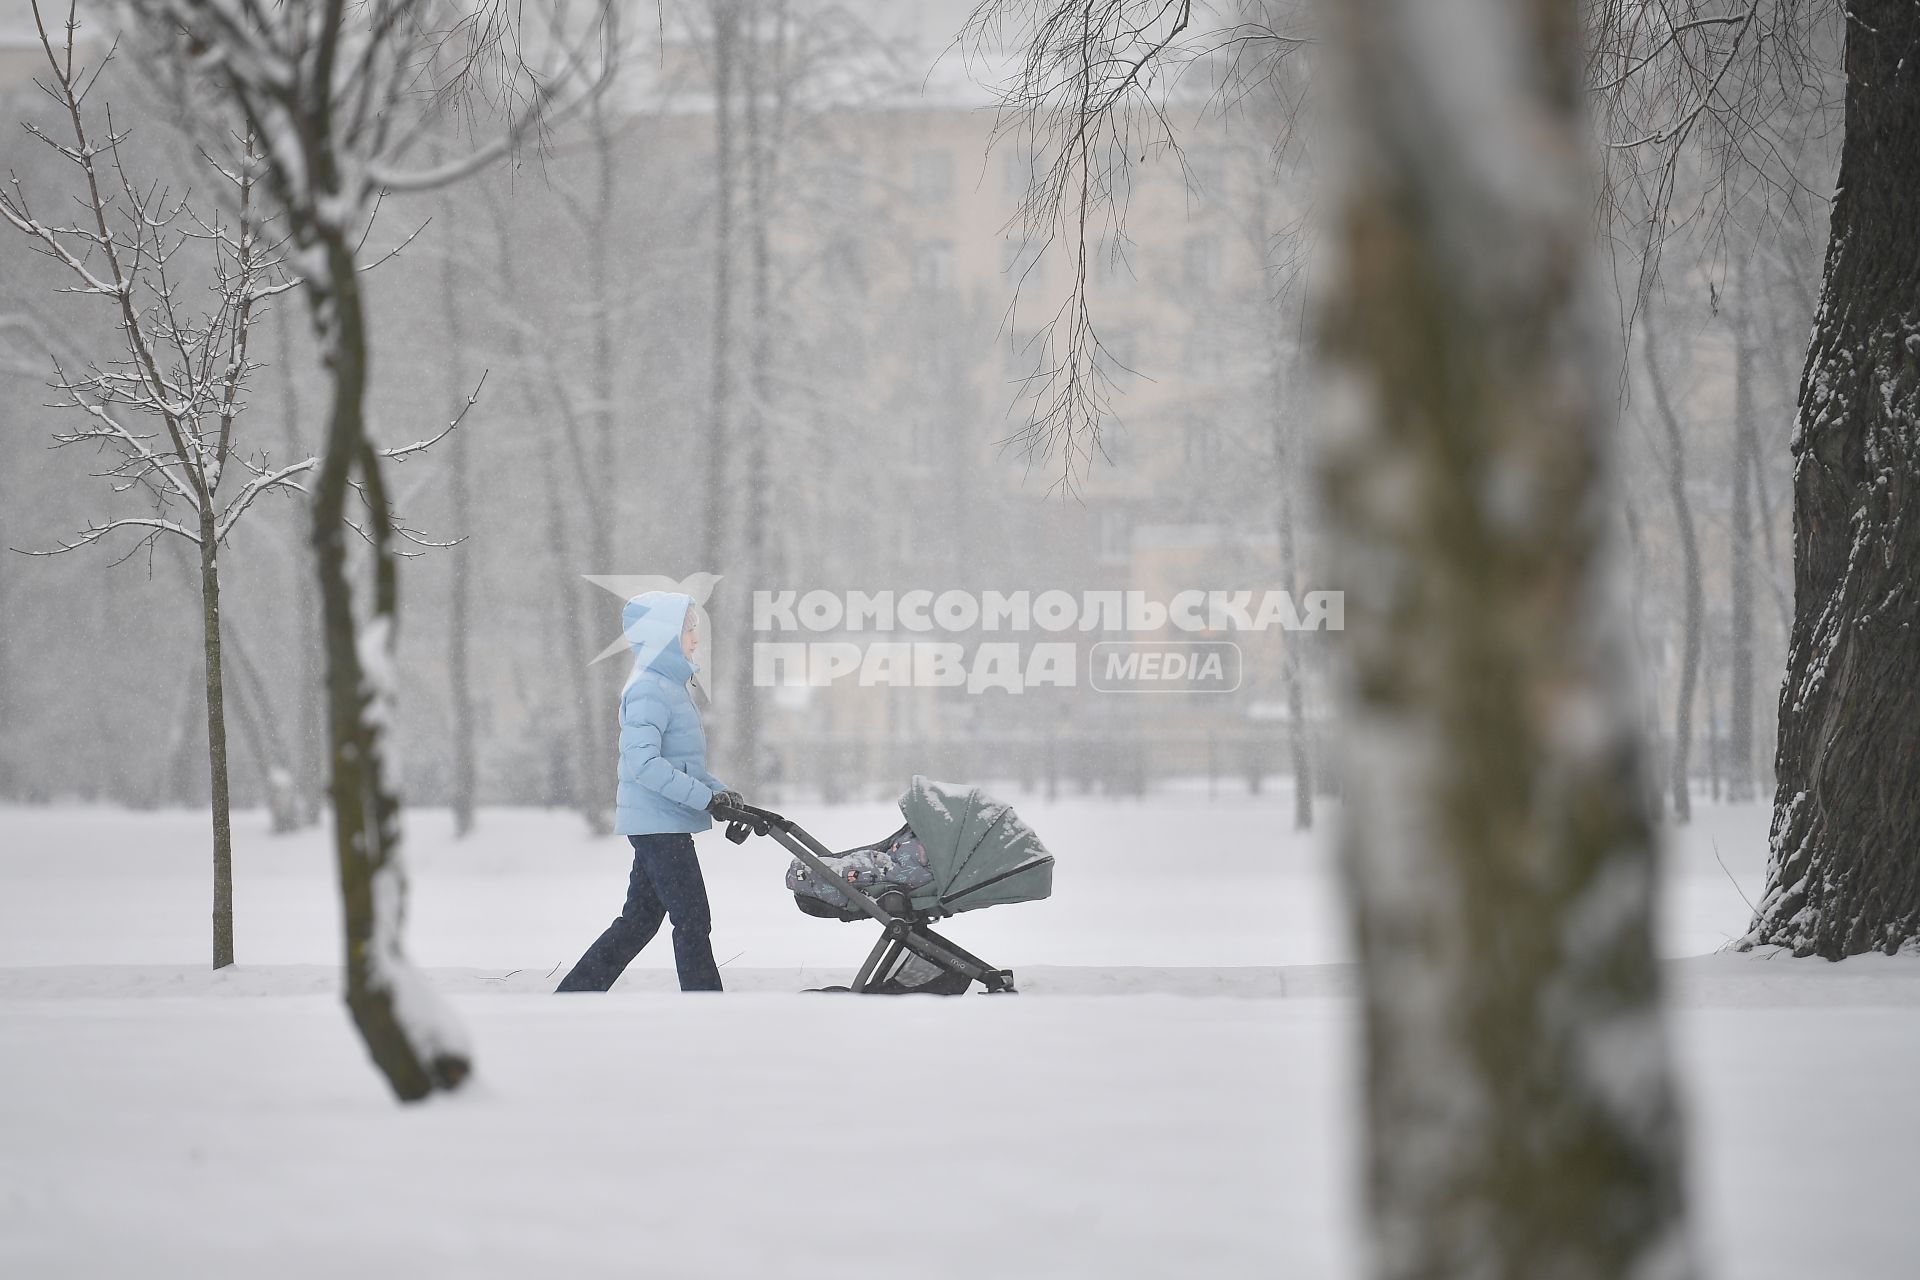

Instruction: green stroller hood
[898,775,1055,914]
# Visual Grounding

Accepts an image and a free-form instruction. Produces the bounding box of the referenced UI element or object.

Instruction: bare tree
[0,4,432,967]
[1640,303,1703,824]
[130,0,611,1099]
[476,173,613,836]
[436,193,480,837]
[1738,0,1920,956]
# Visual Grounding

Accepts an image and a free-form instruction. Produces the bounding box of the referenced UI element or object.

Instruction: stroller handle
[709,797,900,928]
[710,797,787,842]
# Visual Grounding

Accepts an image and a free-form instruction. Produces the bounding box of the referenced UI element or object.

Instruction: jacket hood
[622,591,696,682]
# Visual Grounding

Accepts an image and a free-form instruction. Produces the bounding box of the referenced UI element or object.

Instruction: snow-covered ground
[0,789,1770,972]
[2,794,1917,1278]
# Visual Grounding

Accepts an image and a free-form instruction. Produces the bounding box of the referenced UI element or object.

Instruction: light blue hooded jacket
[613,592,726,835]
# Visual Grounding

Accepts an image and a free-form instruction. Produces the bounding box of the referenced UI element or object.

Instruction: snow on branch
[960,0,1310,494]
[2,0,307,562]
[1588,0,1837,311]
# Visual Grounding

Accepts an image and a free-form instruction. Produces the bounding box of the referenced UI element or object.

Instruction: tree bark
[1317,0,1695,1276]
[1746,0,1920,958]
[1641,305,1702,824]
[310,226,471,1102]
[1268,323,1312,831]
[196,529,235,969]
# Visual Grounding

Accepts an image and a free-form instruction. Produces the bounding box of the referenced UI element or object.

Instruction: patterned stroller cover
[785,776,1055,917]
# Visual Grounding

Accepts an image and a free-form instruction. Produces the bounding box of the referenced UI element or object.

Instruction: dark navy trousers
[556,833,723,992]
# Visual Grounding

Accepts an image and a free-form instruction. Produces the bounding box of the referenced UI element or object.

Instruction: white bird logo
[582,572,724,672]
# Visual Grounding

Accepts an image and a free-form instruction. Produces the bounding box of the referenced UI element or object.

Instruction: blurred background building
[0,0,1798,821]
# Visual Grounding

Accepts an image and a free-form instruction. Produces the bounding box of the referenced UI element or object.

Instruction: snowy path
[0,793,1773,972]
[2,799,1916,1277]
[3,973,1918,1279]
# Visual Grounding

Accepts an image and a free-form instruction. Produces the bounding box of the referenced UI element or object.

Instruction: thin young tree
[1640,304,1704,824]
[131,0,612,1099]
[0,5,435,966]
[728,0,793,793]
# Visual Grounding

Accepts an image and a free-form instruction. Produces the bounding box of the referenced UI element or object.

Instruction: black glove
[707,789,745,815]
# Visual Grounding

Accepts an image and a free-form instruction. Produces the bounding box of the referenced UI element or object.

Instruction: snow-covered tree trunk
[1746,0,1920,958]
[275,303,326,827]
[1317,0,1695,1275]
[732,0,783,794]
[310,229,471,1100]
[0,10,298,967]
[706,0,740,735]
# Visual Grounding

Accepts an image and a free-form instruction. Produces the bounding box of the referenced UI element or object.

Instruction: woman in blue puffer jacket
[556,591,741,993]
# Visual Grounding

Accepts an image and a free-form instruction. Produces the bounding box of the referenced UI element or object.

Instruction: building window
[1185,146,1227,202]
[1183,233,1221,292]
[1004,329,1045,385]
[1098,327,1139,387]
[826,237,868,297]
[912,239,955,292]
[1184,414,1221,468]
[1000,237,1045,288]
[1096,509,1131,564]
[1183,326,1225,381]
[1005,146,1046,202]
[912,149,954,205]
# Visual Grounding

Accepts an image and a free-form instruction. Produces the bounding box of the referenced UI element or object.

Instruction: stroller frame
[714,800,1019,995]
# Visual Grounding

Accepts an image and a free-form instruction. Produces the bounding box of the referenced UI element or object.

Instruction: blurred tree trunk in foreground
[1317,0,1695,1275]
[1744,0,1920,958]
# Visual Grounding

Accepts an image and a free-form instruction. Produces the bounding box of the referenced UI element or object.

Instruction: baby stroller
[712,776,1055,995]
